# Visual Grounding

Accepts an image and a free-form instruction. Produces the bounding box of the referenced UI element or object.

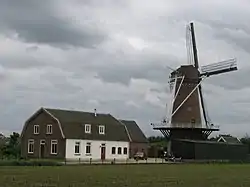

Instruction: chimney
[94,108,97,117]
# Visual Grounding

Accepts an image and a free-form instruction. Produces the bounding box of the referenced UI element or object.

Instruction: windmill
[152,22,238,141]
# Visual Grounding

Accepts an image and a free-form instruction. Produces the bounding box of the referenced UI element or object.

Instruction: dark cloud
[0,0,250,138]
[94,53,180,85]
[0,0,107,49]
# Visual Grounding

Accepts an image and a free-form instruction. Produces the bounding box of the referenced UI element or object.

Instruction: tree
[240,134,250,154]
[1,132,21,159]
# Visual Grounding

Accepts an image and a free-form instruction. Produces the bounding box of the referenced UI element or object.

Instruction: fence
[63,157,174,165]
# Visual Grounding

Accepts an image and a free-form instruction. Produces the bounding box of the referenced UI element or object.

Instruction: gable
[217,135,241,144]
[20,107,64,139]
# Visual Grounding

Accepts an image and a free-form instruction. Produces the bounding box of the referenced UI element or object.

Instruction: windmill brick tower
[152,22,238,156]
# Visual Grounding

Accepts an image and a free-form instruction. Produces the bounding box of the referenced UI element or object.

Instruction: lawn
[0,164,250,187]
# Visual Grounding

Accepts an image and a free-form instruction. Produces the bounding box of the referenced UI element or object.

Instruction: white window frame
[47,124,52,134]
[85,142,91,155]
[99,125,105,135]
[85,124,91,134]
[74,141,80,155]
[40,139,45,145]
[28,139,34,154]
[34,125,39,134]
[50,140,58,155]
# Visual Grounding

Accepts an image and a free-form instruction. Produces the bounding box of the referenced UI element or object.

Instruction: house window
[51,140,58,154]
[85,124,91,134]
[111,147,116,154]
[123,147,128,155]
[75,142,80,154]
[47,124,52,134]
[118,147,122,154]
[99,125,105,134]
[86,142,91,154]
[34,125,39,134]
[28,139,34,154]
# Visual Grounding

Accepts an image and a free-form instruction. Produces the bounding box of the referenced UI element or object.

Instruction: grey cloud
[1,0,250,138]
[208,21,250,53]
[0,0,107,49]
[0,56,45,69]
[93,99,165,136]
[94,54,180,85]
[26,46,39,52]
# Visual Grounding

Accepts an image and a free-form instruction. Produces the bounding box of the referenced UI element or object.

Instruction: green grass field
[1,164,250,187]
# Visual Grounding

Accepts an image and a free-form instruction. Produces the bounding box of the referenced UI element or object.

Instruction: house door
[40,140,45,158]
[101,144,106,160]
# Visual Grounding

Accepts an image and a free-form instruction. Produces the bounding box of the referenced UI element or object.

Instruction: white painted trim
[40,139,45,145]
[173,75,185,102]
[168,75,178,124]
[171,77,207,117]
[65,139,129,160]
[46,124,53,134]
[20,107,65,139]
[85,142,91,154]
[217,136,226,142]
[21,107,44,138]
[85,124,91,134]
[74,141,81,155]
[99,125,105,135]
[28,139,34,154]
[33,125,39,134]
[43,108,65,138]
[119,121,132,142]
[50,139,58,155]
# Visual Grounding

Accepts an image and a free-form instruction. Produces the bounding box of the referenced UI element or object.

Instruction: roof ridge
[120,119,136,122]
[45,107,110,115]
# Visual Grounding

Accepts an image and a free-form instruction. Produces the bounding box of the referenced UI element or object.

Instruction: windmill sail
[200,58,237,76]
[186,24,194,65]
[189,22,209,127]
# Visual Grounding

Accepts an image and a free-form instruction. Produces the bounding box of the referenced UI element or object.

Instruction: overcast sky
[0,0,250,138]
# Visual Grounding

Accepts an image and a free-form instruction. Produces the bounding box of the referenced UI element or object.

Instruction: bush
[0,159,63,166]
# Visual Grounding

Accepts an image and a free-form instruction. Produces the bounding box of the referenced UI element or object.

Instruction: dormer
[85,124,91,134]
[99,125,105,135]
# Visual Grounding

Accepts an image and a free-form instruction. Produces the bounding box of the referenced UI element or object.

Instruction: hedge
[0,159,63,166]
